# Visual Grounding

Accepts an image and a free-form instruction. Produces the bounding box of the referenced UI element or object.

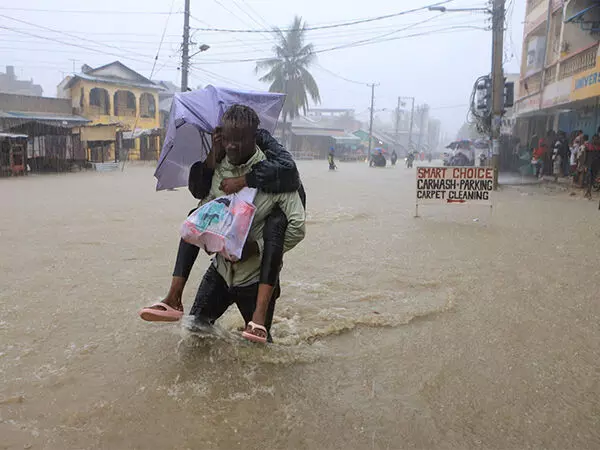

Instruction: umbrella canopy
[154,85,285,191]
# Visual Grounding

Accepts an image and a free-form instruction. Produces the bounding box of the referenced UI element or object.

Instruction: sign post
[416,166,494,217]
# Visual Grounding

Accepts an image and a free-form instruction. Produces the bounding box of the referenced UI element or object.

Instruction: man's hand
[206,127,226,169]
[220,176,247,194]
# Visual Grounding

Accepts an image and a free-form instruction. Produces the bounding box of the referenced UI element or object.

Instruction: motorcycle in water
[479,153,487,167]
[449,152,471,167]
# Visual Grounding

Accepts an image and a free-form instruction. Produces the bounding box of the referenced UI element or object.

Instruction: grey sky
[0,0,524,137]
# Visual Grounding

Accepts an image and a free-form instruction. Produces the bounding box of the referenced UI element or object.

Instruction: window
[139,93,156,118]
[114,90,137,117]
[89,87,110,115]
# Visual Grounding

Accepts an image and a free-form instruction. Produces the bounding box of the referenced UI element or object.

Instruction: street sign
[415,166,494,216]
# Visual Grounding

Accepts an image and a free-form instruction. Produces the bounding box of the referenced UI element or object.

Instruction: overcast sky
[0,0,524,137]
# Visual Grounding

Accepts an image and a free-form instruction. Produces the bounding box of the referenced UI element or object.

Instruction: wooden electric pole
[490,0,505,188]
[395,96,401,152]
[407,97,415,153]
[181,0,191,92]
[367,83,376,161]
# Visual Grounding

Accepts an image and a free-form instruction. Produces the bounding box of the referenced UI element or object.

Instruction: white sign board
[416,166,494,207]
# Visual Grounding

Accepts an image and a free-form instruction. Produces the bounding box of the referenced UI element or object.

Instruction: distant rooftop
[63,61,162,91]
[0,65,43,97]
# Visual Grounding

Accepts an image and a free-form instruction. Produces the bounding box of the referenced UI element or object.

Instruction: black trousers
[189,265,280,335]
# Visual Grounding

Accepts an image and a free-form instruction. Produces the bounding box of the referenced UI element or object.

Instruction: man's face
[221,126,255,165]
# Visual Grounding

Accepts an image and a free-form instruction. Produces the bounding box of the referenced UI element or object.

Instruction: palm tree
[256,15,321,141]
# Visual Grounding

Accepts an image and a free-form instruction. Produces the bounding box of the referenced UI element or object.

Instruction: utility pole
[181,0,191,92]
[367,83,376,161]
[408,97,415,153]
[490,0,505,189]
[417,105,429,154]
[394,96,401,152]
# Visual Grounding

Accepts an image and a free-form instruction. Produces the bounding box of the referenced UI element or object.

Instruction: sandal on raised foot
[139,302,184,322]
[242,321,268,344]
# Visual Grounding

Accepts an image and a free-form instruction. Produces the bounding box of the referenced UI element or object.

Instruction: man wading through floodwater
[140,105,306,343]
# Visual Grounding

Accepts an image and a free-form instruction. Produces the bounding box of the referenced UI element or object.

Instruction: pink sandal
[139,302,184,322]
[242,321,268,344]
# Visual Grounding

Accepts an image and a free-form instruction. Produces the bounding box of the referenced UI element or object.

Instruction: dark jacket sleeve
[246,128,300,193]
[188,161,214,200]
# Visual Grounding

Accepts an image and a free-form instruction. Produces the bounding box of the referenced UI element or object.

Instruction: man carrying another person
[140,104,306,343]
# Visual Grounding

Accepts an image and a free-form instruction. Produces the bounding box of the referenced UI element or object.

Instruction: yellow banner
[571,57,600,101]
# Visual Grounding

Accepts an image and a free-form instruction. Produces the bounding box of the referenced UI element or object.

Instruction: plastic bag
[180,188,257,261]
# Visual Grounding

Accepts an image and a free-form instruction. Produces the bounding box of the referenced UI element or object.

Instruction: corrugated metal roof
[0,110,90,125]
[122,128,161,139]
[292,128,360,143]
[0,132,28,138]
[65,73,163,91]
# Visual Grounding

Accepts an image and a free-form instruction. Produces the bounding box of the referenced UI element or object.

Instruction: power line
[149,0,177,80]
[0,28,182,37]
[237,0,273,29]
[193,23,487,64]
[228,0,271,31]
[0,7,181,15]
[0,25,180,72]
[313,63,370,86]
[0,15,181,72]
[190,1,455,33]
[0,14,165,62]
[195,16,487,52]
[189,8,266,55]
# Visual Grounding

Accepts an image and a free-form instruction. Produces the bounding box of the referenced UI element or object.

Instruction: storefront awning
[0,110,90,127]
[123,128,161,139]
[0,132,28,139]
[332,134,361,145]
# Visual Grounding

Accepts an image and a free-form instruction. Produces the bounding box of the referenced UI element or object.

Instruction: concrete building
[57,61,163,161]
[0,66,43,97]
[515,0,600,141]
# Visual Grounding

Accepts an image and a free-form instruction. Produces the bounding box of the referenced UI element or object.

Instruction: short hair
[221,104,260,131]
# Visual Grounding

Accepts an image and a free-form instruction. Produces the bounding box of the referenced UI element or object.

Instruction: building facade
[57,61,162,161]
[0,66,43,96]
[516,0,600,142]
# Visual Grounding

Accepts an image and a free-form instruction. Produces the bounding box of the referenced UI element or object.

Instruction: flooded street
[1,161,599,449]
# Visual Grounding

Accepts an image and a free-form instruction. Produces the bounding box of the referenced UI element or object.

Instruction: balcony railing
[520,72,542,98]
[551,0,564,12]
[527,0,545,13]
[559,43,598,80]
[544,63,557,86]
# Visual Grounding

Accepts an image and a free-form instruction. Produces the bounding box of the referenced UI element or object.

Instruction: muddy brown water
[1,161,599,449]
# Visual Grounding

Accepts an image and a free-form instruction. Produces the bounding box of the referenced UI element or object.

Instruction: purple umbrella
[154,85,285,191]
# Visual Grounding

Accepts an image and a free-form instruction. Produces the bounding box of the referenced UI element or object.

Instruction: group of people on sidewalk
[138,104,306,344]
[531,128,600,196]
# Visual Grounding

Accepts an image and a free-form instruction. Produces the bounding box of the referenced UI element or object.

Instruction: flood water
[1,161,599,449]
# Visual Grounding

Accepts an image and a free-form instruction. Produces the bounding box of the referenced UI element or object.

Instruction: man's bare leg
[246,284,274,339]
[148,276,186,312]
[143,238,199,314]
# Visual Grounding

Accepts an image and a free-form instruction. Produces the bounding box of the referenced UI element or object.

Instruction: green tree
[256,16,321,139]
